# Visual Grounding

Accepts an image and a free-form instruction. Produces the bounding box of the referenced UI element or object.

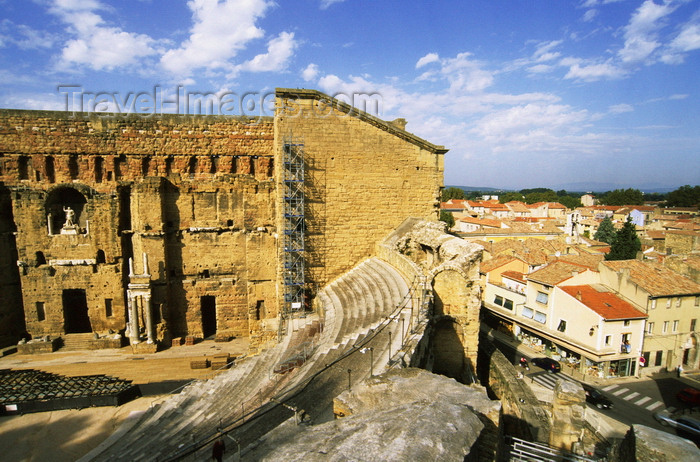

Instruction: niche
[45,186,88,235]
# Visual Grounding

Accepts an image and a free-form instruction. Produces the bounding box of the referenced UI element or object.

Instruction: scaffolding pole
[282,135,305,327]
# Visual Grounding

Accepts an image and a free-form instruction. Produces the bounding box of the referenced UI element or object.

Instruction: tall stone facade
[0,89,446,349]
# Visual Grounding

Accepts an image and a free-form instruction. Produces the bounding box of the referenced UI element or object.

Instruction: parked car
[582,384,613,410]
[677,388,700,406]
[654,411,700,443]
[531,357,561,373]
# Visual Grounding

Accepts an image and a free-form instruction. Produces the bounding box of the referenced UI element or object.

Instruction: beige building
[600,260,700,375]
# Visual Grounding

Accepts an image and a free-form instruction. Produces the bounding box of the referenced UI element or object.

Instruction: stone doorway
[432,318,468,383]
[200,295,217,339]
[62,289,92,333]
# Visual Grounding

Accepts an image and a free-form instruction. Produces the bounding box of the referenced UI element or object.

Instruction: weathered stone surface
[615,424,700,461]
[252,368,495,461]
[549,379,586,451]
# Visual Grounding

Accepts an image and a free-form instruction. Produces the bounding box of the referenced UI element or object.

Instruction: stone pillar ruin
[549,380,586,451]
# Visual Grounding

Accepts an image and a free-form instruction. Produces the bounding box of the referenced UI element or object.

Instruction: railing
[168,274,424,461]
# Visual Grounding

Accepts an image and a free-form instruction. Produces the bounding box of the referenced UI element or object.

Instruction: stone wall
[0,110,278,346]
[275,90,446,287]
[0,89,446,349]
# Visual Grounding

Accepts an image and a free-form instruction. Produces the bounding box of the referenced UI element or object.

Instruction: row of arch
[13,154,272,183]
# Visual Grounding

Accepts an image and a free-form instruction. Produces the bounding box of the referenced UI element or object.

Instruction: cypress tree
[594,216,616,244]
[605,217,641,261]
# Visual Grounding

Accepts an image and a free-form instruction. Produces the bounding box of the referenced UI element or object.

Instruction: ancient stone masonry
[0,89,446,350]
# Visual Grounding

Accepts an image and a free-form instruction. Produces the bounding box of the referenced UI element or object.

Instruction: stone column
[129,295,140,344]
[144,294,155,344]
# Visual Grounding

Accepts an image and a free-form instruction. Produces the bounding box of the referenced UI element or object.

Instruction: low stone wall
[17,339,60,354]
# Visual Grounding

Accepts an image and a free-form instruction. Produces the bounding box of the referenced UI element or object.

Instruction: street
[490,334,700,441]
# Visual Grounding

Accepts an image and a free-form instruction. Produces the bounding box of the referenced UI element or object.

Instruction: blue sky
[1,0,699,190]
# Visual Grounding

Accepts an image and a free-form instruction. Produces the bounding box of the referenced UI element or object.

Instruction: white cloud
[320,0,346,10]
[49,0,159,71]
[416,52,439,68]
[237,31,297,73]
[618,0,676,64]
[160,0,273,76]
[564,61,625,81]
[583,9,598,22]
[0,21,56,50]
[440,52,494,93]
[302,63,319,81]
[608,103,633,114]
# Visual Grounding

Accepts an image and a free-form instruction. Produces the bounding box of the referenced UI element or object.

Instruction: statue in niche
[63,206,75,227]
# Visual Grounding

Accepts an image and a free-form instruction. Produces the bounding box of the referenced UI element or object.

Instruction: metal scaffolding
[282,136,305,318]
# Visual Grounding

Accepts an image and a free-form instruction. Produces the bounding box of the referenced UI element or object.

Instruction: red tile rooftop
[561,284,647,320]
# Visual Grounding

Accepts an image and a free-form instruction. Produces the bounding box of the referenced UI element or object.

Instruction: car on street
[531,357,561,373]
[677,388,700,406]
[653,411,700,443]
[582,384,613,410]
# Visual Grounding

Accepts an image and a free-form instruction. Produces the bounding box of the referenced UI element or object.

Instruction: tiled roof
[645,230,666,239]
[527,260,592,286]
[547,202,567,209]
[459,217,502,228]
[480,254,518,273]
[551,253,604,270]
[501,270,526,283]
[561,285,647,320]
[601,259,700,297]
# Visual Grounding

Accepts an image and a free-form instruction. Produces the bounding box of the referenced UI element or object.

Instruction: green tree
[499,191,525,203]
[557,195,582,210]
[441,187,465,202]
[594,217,616,244]
[439,210,455,228]
[523,190,558,204]
[605,217,641,261]
[666,185,700,207]
[600,188,644,206]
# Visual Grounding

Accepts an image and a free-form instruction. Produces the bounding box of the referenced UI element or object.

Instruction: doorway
[62,289,92,333]
[201,295,217,339]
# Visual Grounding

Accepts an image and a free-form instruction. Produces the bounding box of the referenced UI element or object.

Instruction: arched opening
[45,156,55,183]
[141,156,151,176]
[432,317,469,383]
[96,249,106,264]
[45,186,88,234]
[35,251,46,266]
[68,155,79,180]
[94,156,103,183]
[188,156,198,178]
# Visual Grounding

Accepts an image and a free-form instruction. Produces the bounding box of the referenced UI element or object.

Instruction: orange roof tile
[501,270,526,283]
[561,285,647,320]
[527,260,592,286]
[601,260,700,297]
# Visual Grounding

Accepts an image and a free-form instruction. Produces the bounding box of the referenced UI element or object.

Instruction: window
[536,291,548,304]
[18,156,29,180]
[695,296,699,307]
[647,322,654,334]
[105,299,113,317]
[666,298,671,308]
[673,320,679,332]
[522,306,533,319]
[503,299,513,311]
[655,350,663,366]
[651,299,657,309]
[36,302,45,321]
[691,319,697,332]
[494,295,504,306]
[534,311,546,324]
[557,320,567,332]
[605,335,611,346]
[676,297,681,308]
[623,320,630,326]
[662,321,669,333]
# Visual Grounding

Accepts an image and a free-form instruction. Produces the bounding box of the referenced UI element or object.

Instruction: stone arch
[431,316,470,383]
[45,186,88,234]
[431,267,470,317]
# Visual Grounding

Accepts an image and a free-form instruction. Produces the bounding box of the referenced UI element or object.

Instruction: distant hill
[445,185,510,193]
[448,183,681,194]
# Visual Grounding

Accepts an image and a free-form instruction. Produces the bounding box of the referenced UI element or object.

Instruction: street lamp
[361,347,374,377]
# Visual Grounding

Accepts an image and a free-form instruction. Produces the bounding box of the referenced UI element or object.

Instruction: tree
[666,185,700,207]
[499,191,525,203]
[439,210,455,228]
[441,187,465,202]
[600,188,644,206]
[594,217,616,244]
[557,195,582,210]
[605,217,641,261]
